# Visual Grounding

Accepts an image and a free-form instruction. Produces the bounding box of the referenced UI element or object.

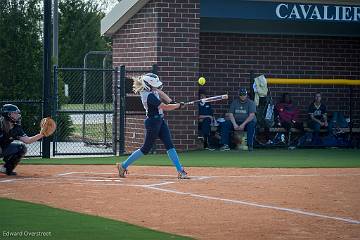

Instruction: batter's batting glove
[178,102,185,109]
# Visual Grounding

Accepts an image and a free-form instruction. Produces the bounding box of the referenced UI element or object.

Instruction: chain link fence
[53,67,116,155]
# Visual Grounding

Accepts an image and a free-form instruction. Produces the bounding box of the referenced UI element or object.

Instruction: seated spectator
[198,89,216,150]
[275,93,304,133]
[219,88,256,151]
[307,92,328,143]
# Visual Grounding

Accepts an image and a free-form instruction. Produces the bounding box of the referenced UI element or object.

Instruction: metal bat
[184,94,228,105]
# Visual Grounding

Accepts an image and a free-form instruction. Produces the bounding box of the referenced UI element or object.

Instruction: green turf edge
[21,149,360,168]
[0,198,193,240]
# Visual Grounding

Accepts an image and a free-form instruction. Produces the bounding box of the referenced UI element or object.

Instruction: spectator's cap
[239,88,247,96]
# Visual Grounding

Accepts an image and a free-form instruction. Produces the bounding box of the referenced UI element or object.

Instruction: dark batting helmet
[1,104,21,123]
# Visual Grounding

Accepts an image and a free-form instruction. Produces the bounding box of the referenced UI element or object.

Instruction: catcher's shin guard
[3,143,27,175]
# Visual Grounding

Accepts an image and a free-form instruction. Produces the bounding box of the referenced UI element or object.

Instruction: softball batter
[116,73,189,179]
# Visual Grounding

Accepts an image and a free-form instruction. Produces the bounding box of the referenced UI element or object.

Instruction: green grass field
[23,149,360,168]
[0,198,191,240]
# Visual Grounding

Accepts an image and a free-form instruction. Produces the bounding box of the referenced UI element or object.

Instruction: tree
[58,0,111,104]
[0,0,43,136]
[0,0,42,100]
[59,0,110,68]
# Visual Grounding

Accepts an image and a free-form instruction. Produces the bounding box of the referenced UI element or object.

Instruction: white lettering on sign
[342,6,352,21]
[299,5,311,19]
[289,5,300,19]
[354,7,360,21]
[275,3,360,22]
[310,6,321,20]
[276,3,288,19]
[335,6,340,20]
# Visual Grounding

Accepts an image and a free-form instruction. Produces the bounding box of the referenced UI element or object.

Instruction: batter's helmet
[1,104,21,123]
[142,73,162,91]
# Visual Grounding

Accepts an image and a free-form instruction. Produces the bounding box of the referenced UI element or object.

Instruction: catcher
[0,104,56,176]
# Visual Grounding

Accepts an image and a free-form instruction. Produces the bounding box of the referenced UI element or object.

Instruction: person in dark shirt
[308,92,328,143]
[1,104,45,176]
[116,73,189,179]
[198,89,216,150]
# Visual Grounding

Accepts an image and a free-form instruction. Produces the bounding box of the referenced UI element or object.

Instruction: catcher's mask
[1,104,21,124]
[142,73,163,91]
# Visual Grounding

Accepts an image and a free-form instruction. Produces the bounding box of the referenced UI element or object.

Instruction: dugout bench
[256,127,360,148]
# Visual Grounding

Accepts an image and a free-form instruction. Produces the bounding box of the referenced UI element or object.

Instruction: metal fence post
[42,0,52,158]
[52,65,59,157]
[349,86,353,141]
[113,67,119,155]
[82,60,87,142]
[119,65,126,155]
[102,56,109,146]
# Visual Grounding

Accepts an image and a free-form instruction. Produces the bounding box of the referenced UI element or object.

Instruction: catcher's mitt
[40,117,57,137]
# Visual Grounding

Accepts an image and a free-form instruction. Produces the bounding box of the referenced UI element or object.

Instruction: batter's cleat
[116,163,128,178]
[178,169,190,179]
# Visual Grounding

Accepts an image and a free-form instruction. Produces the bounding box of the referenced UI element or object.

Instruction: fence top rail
[267,78,360,86]
[57,110,113,114]
[56,67,115,72]
[0,100,43,104]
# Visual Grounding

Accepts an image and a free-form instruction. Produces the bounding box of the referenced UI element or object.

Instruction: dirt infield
[1,165,359,240]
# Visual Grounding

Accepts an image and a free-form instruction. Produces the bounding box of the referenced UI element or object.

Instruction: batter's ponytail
[132,76,145,94]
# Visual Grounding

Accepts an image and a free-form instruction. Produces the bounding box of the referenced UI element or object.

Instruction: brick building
[102,0,360,153]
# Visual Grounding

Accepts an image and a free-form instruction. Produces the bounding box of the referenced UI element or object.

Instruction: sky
[99,0,119,13]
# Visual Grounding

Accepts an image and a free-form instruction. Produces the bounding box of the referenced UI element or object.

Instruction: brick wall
[112,1,157,153]
[199,33,360,127]
[112,0,200,153]
[112,3,359,154]
[155,0,200,152]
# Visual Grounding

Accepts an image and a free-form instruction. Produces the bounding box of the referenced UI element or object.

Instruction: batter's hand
[178,102,185,109]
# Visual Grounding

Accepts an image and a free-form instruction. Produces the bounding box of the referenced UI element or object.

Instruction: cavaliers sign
[275,3,360,22]
[202,1,360,24]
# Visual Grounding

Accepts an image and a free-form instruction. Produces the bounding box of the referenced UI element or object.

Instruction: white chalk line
[144,185,360,225]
